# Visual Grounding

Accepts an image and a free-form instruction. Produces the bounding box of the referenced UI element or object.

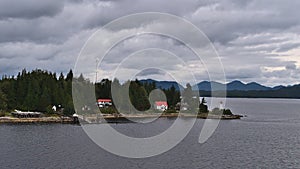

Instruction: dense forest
[73,76,184,114]
[0,69,75,115]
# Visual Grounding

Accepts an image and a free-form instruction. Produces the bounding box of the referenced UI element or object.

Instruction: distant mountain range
[140,79,284,91]
[140,79,300,98]
[195,80,284,91]
[140,79,184,91]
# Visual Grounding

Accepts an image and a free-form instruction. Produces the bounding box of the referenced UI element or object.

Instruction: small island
[73,97,242,124]
[0,69,242,124]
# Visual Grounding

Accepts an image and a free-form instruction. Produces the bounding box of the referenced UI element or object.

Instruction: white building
[97,99,112,108]
[155,101,168,111]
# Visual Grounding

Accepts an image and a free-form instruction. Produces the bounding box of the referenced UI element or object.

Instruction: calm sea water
[1,98,300,169]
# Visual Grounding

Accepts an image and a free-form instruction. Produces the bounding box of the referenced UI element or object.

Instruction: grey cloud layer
[0,0,300,86]
[0,0,63,19]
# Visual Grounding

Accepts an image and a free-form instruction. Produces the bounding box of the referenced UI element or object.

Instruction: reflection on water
[0,98,300,168]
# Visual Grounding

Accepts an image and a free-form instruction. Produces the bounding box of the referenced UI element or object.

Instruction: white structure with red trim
[155,101,168,111]
[97,99,112,108]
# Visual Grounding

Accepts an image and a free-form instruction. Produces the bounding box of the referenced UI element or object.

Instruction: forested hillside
[0,69,182,115]
[0,69,74,115]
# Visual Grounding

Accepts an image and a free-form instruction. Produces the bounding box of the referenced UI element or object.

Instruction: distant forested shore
[198,89,300,99]
[1,69,299,117]
[141,79,300,99]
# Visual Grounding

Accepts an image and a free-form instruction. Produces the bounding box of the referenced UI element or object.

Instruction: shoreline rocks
[0,116,75,124]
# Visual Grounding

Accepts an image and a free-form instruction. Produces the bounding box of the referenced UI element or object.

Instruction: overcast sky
[1,0,300,86]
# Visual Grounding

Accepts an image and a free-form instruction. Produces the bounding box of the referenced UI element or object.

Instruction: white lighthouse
[219,101,224,110]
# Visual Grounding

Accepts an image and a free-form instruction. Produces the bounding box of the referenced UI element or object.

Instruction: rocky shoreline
[101,113,243,119]
[78,113,243,123]
[0,113,243,124]
[0,116,75,124]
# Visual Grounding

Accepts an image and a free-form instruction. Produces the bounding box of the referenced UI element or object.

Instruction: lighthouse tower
[219,101,224,110]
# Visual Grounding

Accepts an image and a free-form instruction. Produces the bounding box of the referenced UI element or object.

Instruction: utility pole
[95,58,99,83]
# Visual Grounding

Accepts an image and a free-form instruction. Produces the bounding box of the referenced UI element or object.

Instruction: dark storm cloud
[225,68,259,80]
[0,19,70,43]
[191,0,300,45]
[285,63,297,70]
[136,68,164,77]
[275,42,300,53]
[0,0,63,19]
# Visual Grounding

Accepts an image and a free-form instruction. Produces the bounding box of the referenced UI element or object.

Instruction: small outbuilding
[155,101,168,111]
[97,99,112,108]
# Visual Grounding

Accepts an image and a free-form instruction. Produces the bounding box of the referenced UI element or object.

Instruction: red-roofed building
[155,101,168,111]
[97,99,112,108]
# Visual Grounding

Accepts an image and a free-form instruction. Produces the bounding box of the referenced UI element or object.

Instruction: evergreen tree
[0,87,8,111]
[199,97,208,113]
[66,69,73,82]
[165,85,180,110]
[183,83,198,113]
[129,80,150,112]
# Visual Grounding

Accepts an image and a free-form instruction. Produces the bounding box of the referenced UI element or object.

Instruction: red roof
[98,99,112,102]
[155,101,168,106]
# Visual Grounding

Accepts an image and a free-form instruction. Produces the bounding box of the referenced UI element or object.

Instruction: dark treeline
[94,78,181,113]
[0,69,185,115]
[0,69,75,115]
